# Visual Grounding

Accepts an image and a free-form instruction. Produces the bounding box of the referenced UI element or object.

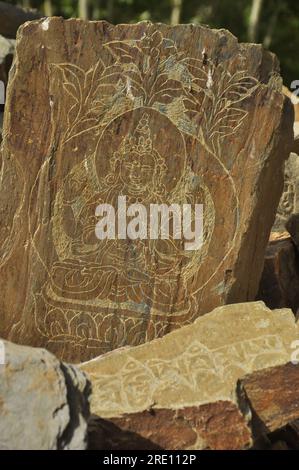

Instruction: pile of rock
[0,18,299,450]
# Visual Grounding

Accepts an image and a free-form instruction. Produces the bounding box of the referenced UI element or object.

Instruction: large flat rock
[81,301,299,449]
[0,19,293,362]
[0,339,91,450]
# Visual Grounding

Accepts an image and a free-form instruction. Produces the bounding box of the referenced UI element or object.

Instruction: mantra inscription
[2,23,272,361]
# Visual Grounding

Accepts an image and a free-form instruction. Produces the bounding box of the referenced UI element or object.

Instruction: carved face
[120,151,156,195]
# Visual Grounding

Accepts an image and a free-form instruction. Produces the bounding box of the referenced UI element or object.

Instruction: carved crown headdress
[111,113,167,177]
[120,113,153,154]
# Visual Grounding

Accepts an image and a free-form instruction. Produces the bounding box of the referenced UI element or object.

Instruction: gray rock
[0,340,91,450]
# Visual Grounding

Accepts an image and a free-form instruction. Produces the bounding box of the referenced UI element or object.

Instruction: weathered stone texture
[0,19,293,362]
[0,339,91,450]
[88,402,252,450]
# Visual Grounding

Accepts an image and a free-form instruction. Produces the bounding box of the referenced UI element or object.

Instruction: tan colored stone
[269,232,289,242]
[81,302,299,449]
[0,19,293,362]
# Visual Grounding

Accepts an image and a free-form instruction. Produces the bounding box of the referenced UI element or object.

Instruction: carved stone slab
[81,302,299,449]
[0,19,293,361]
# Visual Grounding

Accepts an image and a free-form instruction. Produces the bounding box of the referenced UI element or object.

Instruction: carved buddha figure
[48,113,190,312]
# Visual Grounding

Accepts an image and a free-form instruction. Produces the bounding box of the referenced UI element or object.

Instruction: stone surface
[239,363,299,434]
[257,236,299,314]
[0,18,293,362]
[269,231,289,241]
[81,301,299,450]
[0,339,91,450]
[88,402,252,450]
[273,153,299,232]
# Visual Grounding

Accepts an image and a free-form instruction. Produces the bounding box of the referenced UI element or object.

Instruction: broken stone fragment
[88,402,252,450]
[0,18,293,362]
[0,34,14,84]
[81,301,299,450]
[239,362,299,435]
[0,340,91,450]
